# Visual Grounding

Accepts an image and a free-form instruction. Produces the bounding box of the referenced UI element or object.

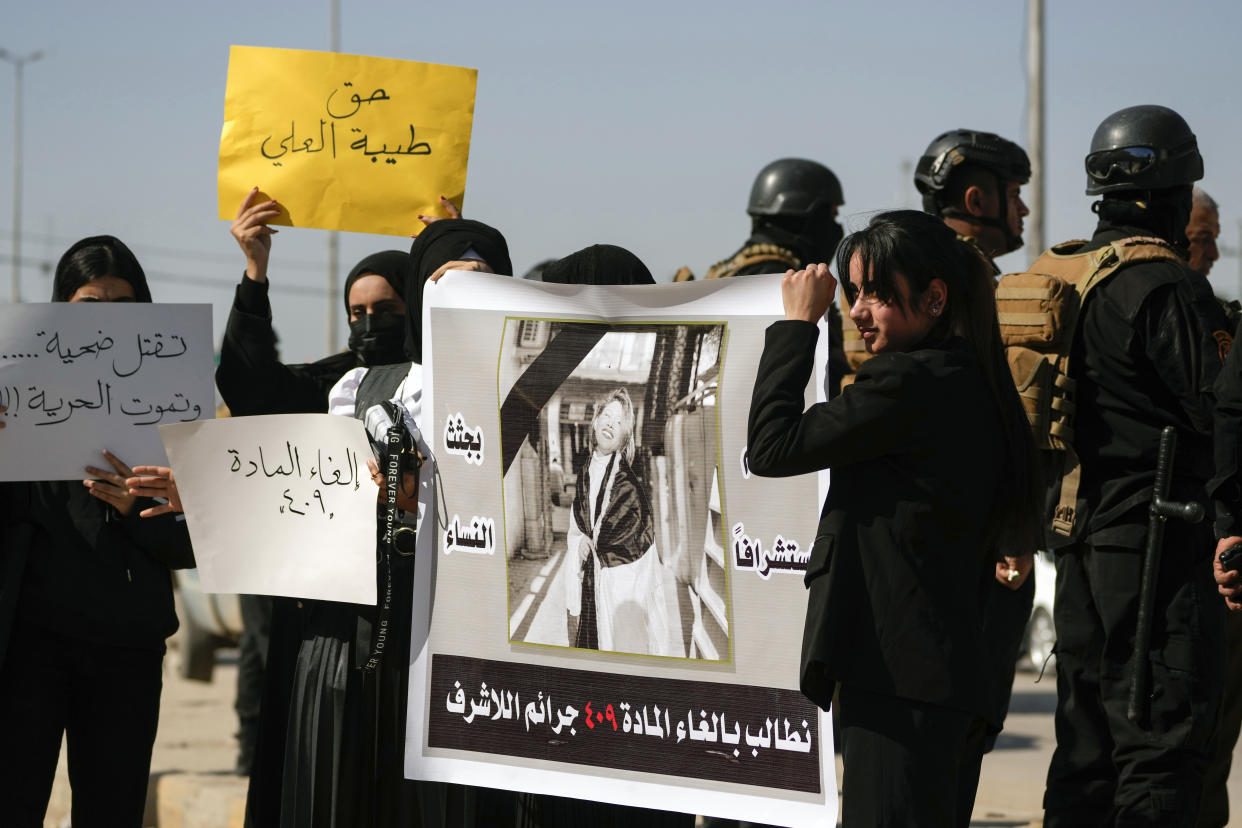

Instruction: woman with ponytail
[747,210,1038,826]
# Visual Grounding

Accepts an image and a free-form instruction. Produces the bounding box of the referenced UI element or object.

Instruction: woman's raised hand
[84,450,138,516]
[126,466,183,518]
[231,186,282,282]
[782,262,838,324]
[413,195,462,234]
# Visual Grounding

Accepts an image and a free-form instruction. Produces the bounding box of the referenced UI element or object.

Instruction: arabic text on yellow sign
[217,45,477,236]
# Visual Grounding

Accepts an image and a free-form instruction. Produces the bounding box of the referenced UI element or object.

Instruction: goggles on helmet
[1085,146,1159,183]
[1085,138,1198,185]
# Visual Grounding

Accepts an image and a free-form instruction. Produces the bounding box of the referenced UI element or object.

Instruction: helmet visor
[1085,146,1158,184]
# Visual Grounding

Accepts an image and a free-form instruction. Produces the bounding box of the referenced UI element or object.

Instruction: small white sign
[0,303,214,480]
[160,414,379,604]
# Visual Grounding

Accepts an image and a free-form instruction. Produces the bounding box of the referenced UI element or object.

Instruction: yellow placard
[217,45,477,236]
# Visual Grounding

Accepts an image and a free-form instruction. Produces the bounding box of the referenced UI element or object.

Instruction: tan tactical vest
[673,243,801,283]
[997,236,1183,536]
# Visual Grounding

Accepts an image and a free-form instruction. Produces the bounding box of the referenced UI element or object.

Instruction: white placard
[407,272,835,827]
[0,303,214,480]
[160,414,379,604]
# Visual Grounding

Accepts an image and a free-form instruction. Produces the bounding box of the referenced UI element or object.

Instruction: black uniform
[1042,221,1229,827]
[1202,308,1242,828]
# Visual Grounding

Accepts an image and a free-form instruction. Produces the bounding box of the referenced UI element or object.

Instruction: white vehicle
[171,569,243,681]
[1019,549,1057,672]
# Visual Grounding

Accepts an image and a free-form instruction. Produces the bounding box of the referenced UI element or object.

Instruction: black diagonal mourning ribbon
[500,324,607,475]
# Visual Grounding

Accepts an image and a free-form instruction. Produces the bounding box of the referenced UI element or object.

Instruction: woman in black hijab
[249,217,517,828]
[0,236,196,826]
[404,217,513,363]
[537,244,655,286]
[220,189,414,788]
[515,245,693,828]
[218,186,413,415]
[51,234,154,301]
[343,250,412,368]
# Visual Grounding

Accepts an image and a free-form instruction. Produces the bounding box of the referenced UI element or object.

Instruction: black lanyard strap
[363,401,420,672]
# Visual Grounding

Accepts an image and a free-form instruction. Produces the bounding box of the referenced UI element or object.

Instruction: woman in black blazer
[747,211,1039,827]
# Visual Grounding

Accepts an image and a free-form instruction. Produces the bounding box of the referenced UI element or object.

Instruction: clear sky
[3,0,1240,364]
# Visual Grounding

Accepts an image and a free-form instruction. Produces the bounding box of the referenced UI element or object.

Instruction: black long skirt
[246,557,518,828]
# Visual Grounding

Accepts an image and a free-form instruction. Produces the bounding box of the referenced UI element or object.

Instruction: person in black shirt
[913,128,1035,824]
[217,187,413,778]
[0,236,196,827]
[1042,106,1230,828]
[748,210,1038,826]
[217,187,412,417]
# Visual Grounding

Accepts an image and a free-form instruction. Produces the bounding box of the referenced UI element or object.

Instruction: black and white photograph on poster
[498,319,730,661]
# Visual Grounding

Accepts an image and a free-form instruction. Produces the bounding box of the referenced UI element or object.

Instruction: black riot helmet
[747,158,844,219]
[747,159,845,264]
[1084,105,1203,196]
[914,129,1030,254]
[914,129,1030,209]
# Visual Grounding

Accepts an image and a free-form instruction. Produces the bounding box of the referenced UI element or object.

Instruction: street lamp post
[326,0,341,353]
[0,48,44,304]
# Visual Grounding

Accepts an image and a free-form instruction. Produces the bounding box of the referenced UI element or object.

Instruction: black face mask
[799,214,846,265]
[814,220,846,264]
[347,312,407,366]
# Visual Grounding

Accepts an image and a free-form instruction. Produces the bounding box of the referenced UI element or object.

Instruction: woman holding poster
[747,211,1039,827]
[528,245,693,828]
[0,237,197,827]
[250,216,515,828]
[563,387,671,656]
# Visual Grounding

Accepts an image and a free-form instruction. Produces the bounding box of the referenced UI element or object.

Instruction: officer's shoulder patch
[1215,329,1233,362]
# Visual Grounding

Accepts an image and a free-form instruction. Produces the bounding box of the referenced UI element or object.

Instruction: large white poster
[0,303,214,480]
[406,272,835,827]
[160,414,379,604]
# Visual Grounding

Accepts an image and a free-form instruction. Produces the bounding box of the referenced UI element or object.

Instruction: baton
[1127,426,1204,725]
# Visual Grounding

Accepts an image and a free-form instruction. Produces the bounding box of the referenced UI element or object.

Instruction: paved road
[966,669,1242,827]
[38,653,1242,827]
[43,653,240,828]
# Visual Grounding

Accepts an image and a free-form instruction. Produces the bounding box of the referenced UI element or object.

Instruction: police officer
[680,158,851,397]
[914,129,1031,263]
[914,129,1035,825]
[1042,105,1229,827]
[1188,187,1222,279]
[1196,185,1242,828]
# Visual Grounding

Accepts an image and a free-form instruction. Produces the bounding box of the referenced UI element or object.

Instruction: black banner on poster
[428,653,821,794]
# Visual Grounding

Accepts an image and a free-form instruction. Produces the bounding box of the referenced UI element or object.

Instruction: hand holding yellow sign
[217,46,477,236]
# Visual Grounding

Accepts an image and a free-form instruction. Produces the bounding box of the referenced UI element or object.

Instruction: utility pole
[0,48,44,303]
[1026,0,1045,261]
[326,0,341,352]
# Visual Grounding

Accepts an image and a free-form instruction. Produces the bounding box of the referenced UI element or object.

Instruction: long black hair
[835,209,1041,555]
[52,235,152,303]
